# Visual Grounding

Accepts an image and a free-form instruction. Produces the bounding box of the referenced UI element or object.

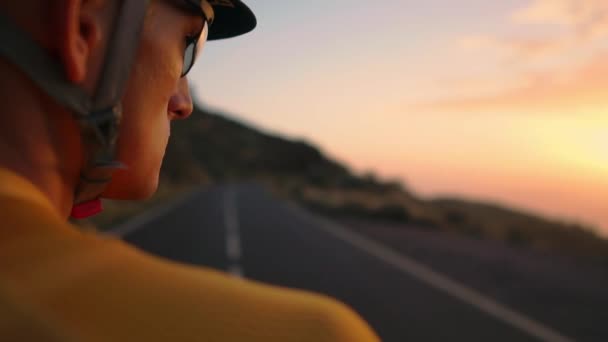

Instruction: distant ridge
[89,104,608,262]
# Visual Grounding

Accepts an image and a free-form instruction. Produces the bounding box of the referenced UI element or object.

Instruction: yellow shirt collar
[0,167,58,218]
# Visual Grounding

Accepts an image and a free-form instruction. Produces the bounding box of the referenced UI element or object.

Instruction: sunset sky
[191,0,608,236]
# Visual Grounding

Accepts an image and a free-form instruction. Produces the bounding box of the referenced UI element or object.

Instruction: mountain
[85,104,608,262]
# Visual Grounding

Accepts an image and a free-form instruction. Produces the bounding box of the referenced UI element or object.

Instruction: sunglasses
[173,0,215,77]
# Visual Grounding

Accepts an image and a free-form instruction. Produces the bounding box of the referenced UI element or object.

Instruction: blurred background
[88,1,608,341]
[195,0,608,239]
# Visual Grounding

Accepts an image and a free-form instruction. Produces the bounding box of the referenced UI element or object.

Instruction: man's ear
[55,0,104,84]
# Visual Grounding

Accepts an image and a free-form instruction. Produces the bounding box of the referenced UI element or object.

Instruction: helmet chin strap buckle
[70,198,103,219]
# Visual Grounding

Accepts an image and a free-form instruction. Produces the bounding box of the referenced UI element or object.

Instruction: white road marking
[107,188,202,238]
[287,204,574,342]
[226,234,242,260]
[228,265,244,278]
[223,187,244,278]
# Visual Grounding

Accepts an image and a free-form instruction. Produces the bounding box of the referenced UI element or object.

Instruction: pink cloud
[512,0,608,46]
[417,50,608,113]
[512,0,608,26]
[458,34,564,59]
[459,0,608,61]
[438,0,608,113]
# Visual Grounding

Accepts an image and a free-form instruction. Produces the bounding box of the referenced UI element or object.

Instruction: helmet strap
[0,2,150,214]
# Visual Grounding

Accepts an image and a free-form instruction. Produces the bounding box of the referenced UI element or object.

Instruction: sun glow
[528,110,608,175]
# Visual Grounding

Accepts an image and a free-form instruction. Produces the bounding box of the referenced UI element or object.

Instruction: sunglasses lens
[181,21,209,77]
[182,41,196,76]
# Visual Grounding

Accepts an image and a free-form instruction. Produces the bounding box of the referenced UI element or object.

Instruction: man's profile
[0,0,379,340]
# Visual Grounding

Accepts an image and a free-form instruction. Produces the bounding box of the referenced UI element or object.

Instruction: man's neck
[0,61,83,220]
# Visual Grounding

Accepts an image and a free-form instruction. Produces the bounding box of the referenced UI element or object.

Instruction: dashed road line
[226,234,242,260]
[228,265,244,278]
[223,187,244,278]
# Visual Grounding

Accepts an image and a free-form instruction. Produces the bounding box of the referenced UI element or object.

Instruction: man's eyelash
[185,33,197,44]
[186,26,202,41]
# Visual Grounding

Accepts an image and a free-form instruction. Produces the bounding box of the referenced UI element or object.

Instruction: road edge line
[286,204,574,342]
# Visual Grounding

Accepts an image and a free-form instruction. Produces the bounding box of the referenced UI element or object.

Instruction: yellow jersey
[0,168,379,341]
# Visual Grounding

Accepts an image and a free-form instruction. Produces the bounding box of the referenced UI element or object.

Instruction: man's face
[102,1,206,199]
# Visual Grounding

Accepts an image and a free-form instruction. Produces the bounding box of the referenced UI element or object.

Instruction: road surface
[111,184,607,341]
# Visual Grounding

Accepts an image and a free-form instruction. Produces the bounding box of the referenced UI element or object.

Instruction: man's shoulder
[72,236,381,341]
[0,192,379,341]
[28,231,377,341]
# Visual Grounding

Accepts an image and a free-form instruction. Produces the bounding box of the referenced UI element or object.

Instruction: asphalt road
[112,184,602,342]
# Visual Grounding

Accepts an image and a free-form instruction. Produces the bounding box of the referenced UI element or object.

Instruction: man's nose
[168,77,194,120]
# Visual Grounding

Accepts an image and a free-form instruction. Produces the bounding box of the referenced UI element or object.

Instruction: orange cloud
[458,34,563,59]
[417,50,608,113]
[437,0,608,113]
[460,0,608,61]
[512,0,608,50]
[512,0,608,33]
